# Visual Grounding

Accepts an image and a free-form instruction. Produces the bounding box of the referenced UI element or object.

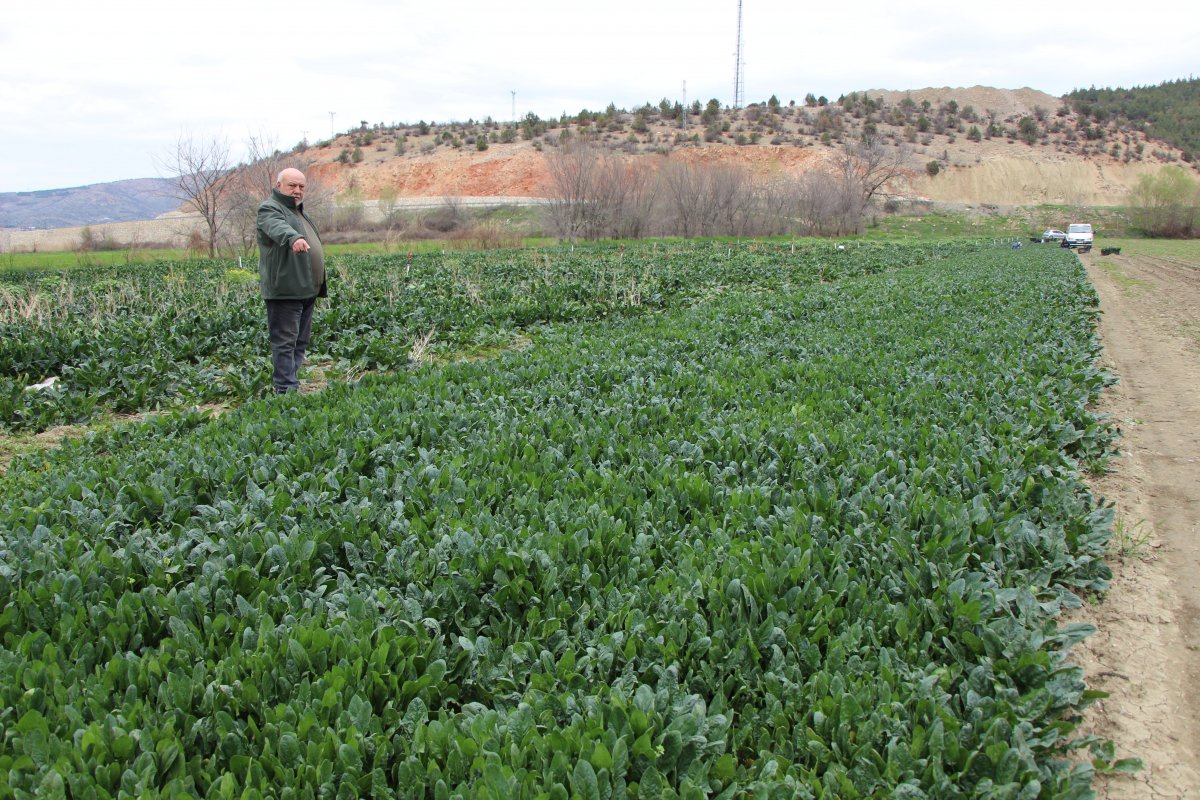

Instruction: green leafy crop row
[1,241,982,432]
[0,244,1118,798]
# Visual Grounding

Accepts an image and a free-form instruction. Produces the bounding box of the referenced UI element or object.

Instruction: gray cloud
[1,0,1194,191]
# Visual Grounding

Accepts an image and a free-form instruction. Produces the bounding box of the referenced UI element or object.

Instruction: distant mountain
[0,178,182,230]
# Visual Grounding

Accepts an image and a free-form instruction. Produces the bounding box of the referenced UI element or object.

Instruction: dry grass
[409,327,437,364]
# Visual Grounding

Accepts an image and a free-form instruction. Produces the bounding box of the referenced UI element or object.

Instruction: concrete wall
[0,197,547,253]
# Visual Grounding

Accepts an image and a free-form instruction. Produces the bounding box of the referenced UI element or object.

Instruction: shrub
[423,202,462,233]
[1019,117,1039,145]
[78,226,97,252]
[1128,165,1200,237]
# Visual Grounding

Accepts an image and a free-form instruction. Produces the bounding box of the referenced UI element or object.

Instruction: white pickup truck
[1063,223,1094,252]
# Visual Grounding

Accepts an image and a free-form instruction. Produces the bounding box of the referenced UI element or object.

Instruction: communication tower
[733,0,745,108]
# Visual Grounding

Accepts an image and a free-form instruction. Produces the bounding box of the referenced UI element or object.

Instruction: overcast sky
[1,0,1196,192]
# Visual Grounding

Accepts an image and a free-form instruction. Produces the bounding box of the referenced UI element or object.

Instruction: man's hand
[292,238,311,253]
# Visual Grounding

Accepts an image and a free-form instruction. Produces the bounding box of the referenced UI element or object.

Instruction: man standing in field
[256,168,327,394]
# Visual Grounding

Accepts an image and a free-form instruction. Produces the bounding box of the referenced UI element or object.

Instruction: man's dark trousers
[265,297,316,393]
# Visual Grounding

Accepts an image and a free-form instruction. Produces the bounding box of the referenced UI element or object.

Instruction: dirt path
[1075,248,1200,798]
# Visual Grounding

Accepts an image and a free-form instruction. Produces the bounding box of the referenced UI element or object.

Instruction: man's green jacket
[256,189,328,300]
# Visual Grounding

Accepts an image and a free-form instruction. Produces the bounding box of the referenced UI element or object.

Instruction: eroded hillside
[300,85,1188,206]
[5,86,1194,251]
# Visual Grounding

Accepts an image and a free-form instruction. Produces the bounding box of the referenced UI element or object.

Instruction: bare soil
[1074,247,1200,798]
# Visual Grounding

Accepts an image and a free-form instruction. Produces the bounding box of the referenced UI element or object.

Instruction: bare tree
[790,168,859,237]
[158,134,237,258]
[241,133,290,198]
[790,171,826,236]
[751,177,797,237]
[216,134,330,255]
[546,140,667,241]
[706,162,753,236]
[589,151,659,239]
[657,159,708,237]
[545,139,603,242]
[222,133,291,255]
[612,160,659,239]
[831,136,912,233]
[545,139,913,240]
[656,159,759,237]
[851,136,911,207]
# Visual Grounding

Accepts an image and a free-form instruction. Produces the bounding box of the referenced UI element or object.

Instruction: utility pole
[511,91,516,125]
[682,80,687,131]
[329,111,337,140]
